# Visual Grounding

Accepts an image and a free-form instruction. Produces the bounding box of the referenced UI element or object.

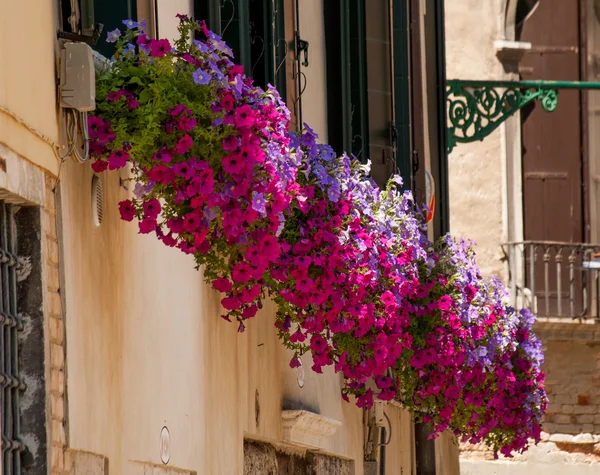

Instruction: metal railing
[0,202,23,474]
[502,241,600,320]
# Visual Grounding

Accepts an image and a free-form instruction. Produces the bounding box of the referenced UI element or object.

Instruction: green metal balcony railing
[446,79,600,153]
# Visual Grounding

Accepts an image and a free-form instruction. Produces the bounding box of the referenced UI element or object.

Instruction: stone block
[546,403,561,414]
[576,415,595,424]
[572,405,597,415]
[553,394,576,405]
[573,433,595,443]
[549,433,574,443]
[542,422,558,433]
[47,235,59,264]
[67,449,108,475]
[48,291,62,317]
[579,394,591,405]
[556,424,583,434]
[562,404,575,414]
[553,414,573,424]
[51,393,64,420]
[51,369,65,395]
[51,420,66,445]
[51,445,64,471]
[50,342,64,368]
[583,424,595,433]
[46,263,60,292]
[49,316,64,344]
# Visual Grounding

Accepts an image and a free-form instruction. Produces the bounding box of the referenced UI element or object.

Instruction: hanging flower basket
[89,16,547,456]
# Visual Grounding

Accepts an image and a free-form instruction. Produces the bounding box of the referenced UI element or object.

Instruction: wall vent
[91,175,103,226]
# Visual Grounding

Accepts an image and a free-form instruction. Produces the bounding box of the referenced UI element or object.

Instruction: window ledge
[494,40,532,67]
[281,410,342,450]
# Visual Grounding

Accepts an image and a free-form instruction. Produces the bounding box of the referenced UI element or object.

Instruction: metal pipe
[530,244,536,313]
[447,79,600,90]
[294,0,303,130]
[415,423,436,475]
[569,250,576,317]
[556,250,562,316]
[544,248,550,314]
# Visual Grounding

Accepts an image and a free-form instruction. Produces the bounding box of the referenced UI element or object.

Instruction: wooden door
[518,0,586,315]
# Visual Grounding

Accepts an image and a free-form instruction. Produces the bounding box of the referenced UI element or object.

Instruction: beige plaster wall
[58,2,376,474]
[0,0,61,175]
[444,0,507,278]
[59,147,368,475]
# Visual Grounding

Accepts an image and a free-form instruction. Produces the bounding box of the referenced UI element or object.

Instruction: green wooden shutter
[392,0,412,189]
[324,0,369,160]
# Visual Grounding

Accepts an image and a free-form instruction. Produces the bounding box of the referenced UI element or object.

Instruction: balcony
[502,241,600,322]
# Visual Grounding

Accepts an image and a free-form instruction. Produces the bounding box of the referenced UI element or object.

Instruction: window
[1,204,47,474]
[60,0,138,57]
[195,0,288,94]
[1,202,21,474]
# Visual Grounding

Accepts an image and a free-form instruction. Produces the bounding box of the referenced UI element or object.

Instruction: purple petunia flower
[252,193,267,214]
[193,69,211,85]
[106,28,121,43]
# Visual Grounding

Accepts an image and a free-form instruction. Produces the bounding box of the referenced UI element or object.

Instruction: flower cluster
[90,15,546,456]
[391,238,547,455]
[271,127,426,410]
[90,17,297,328]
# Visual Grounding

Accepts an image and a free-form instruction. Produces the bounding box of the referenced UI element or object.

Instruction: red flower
[91,160,109,173]
[138,218,157,234]
[118,200,136,222]
[212,277,233,293]
[233,104,256,129]
[175,134,193,155]
[143,198,161,219]
[149,38,171,58]
[108,150,129,170]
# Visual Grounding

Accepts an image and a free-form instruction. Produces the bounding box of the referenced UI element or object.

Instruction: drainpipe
[415,423,436,475]
[415,0,448,471]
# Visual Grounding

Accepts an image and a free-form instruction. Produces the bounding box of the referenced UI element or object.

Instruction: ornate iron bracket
[446,79,600,153]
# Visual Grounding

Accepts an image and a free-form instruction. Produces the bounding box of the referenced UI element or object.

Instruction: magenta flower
[143,198,161,219]
[149,38,171,58]
[221,296,241,311]
[232,262,253,283]
[138,218,156,234]
[118,200,136,221]
[91,160,109,173]
[233,104,255,128]
[212,277,233,293]
[175,134,193,155]
[107,150,129,170]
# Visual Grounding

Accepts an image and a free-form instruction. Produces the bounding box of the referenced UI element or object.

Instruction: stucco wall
[59,123,369,475]
[444,0,507,278]
[55,2,397,474]
[0,0,60,175]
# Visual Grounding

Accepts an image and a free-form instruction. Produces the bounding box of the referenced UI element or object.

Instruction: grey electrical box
[60,42,96,111]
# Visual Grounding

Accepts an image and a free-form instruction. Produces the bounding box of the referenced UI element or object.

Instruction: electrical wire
[379,412,393,446]
[65,109,90,163]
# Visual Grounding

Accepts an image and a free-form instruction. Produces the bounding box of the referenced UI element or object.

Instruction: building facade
[1,1,458,474]
[445,0,600,473]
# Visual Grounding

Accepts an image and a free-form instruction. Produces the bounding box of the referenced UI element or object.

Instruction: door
[518,0,586,315]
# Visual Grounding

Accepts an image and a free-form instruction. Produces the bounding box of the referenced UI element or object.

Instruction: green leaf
[129,76,144,86]
[138,90,153,105]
